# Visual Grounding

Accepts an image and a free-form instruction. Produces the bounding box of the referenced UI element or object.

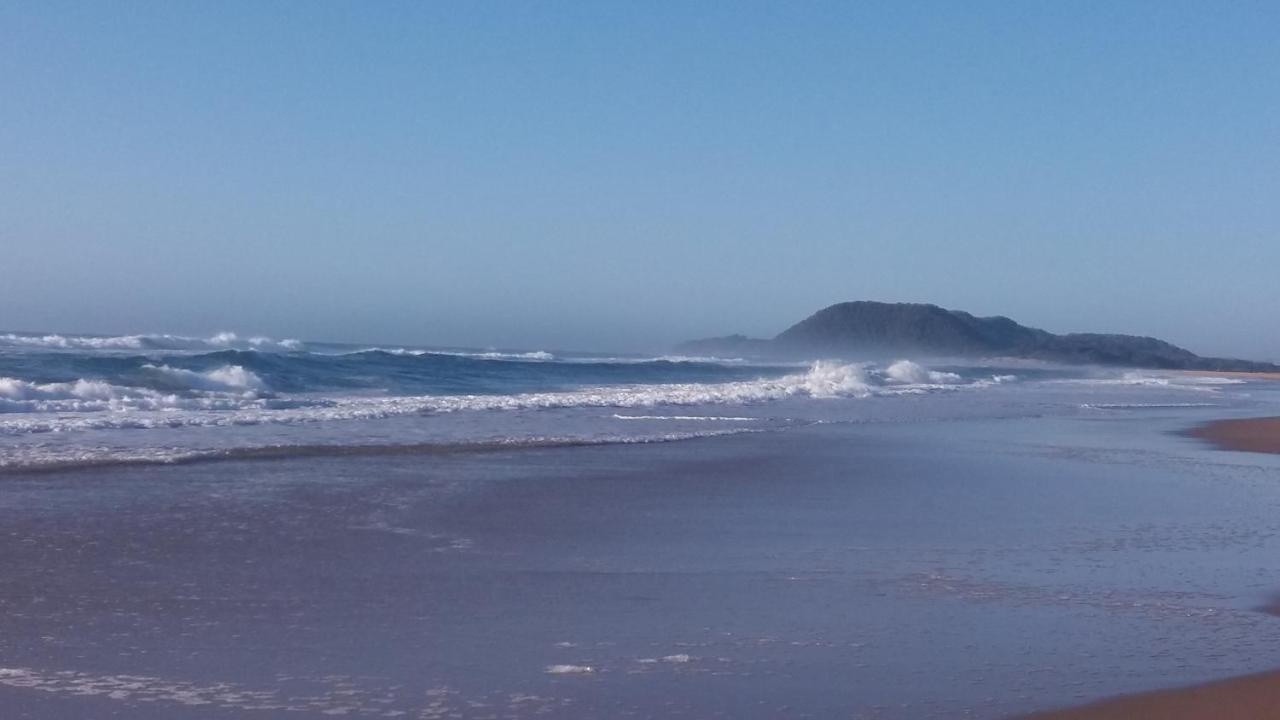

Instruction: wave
[142,364,268,394]
[612,414,759,421]
[1051,372,1247,391]
[0,360,999,434]
[347,348,557,361]
[450,350,555,361]
[421,351,757,365]
[1080,402,1221,410]
[0,364,273,414]
[882,359,962,385]
[339,349,760,366]
[562,354,755,365]
[0,377,181,414]
[0,331,304,353]
[0,428,767,473]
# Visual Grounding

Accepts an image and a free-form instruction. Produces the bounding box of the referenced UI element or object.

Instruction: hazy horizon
[4,292,1277,362]
[3,2,1278,358]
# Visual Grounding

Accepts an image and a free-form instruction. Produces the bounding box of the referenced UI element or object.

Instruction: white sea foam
[478,350,555,361]
[883,359,962,385]
[565,354,756,365]
[1080,402,1220,410]
[636,653,693,665]
[351,350,764,366]
[342,347,431,356]
[0,666,476,715]
[142,364,267,393]
[0,377,173,413]
[0,331,303,352]
[429,349,556,361]
[0,361,976,436]
[0,427,766,469]
[0,366,273,414]
[345,348,557,361]
[545,665,594,675]
[1052,372,1246,391]
[612,414,759,421]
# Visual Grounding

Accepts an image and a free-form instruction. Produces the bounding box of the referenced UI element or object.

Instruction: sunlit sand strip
[1024,668,1280,719]
[1181,370,1280,381]
[1187,416,1280,455]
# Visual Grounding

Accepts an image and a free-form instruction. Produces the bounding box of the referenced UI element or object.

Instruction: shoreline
[1181,370,1280,381]
[1186,416,1280,455]
[1024,668,1280,719]
[1028,413,1280,718]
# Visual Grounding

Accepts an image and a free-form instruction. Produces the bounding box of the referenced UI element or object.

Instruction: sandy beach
[1187,416,1280,455]
[1183,370,1280,382]
[1025,668,1280,719]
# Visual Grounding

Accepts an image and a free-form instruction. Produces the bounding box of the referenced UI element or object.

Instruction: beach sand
[1182,370,1280,381]
[1187,416,1280,454]
[1024,669,1280,719]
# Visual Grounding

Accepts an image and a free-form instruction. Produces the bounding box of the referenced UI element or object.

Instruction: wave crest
[142,364,267,394]
[0,331,303,353]
[0,364,272,414]
[0,360,985,432]
[883,359,962,385]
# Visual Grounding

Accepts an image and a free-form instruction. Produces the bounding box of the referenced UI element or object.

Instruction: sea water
[5,331,1280,717]
[0,329,1267,472]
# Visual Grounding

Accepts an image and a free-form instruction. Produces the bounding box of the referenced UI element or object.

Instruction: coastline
[1186,416,1280,455]
[1023,668,1280,719]
[1026,413,1280,719]
[1182,370,1280,381]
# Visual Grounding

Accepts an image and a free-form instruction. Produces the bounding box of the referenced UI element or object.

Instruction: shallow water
[3,397,1280,718]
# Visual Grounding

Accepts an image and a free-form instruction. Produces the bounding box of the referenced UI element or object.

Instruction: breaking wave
[0,360,996,434]
[883,359,962,385]
[1051,371,1247,391]
[0,331,304,353]
[0,365,270,414]
[142,364,267,394]
[348,348,558,361]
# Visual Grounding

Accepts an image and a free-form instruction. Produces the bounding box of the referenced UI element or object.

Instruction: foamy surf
[5,330,1251,474]
[0,331,304,353]
[0,427,773,472]
[0,353,1019,470]
[545,665,594,675]
[0,364,270,414]
[0,360,992,434]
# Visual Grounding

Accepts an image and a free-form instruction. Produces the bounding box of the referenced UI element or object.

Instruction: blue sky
[2,1,1278,357]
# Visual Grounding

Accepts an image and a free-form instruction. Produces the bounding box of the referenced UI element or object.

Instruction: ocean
[4,330,1280,718]
[0,329,1259,472]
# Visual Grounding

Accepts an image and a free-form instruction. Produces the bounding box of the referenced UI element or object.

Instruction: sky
[2,2,1278,357]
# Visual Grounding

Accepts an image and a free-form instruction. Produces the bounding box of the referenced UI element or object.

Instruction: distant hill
[677,301,1280,372]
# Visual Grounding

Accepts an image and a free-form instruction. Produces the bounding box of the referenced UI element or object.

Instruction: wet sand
[1024,668,1280,719]
[1187,416,1280,454]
